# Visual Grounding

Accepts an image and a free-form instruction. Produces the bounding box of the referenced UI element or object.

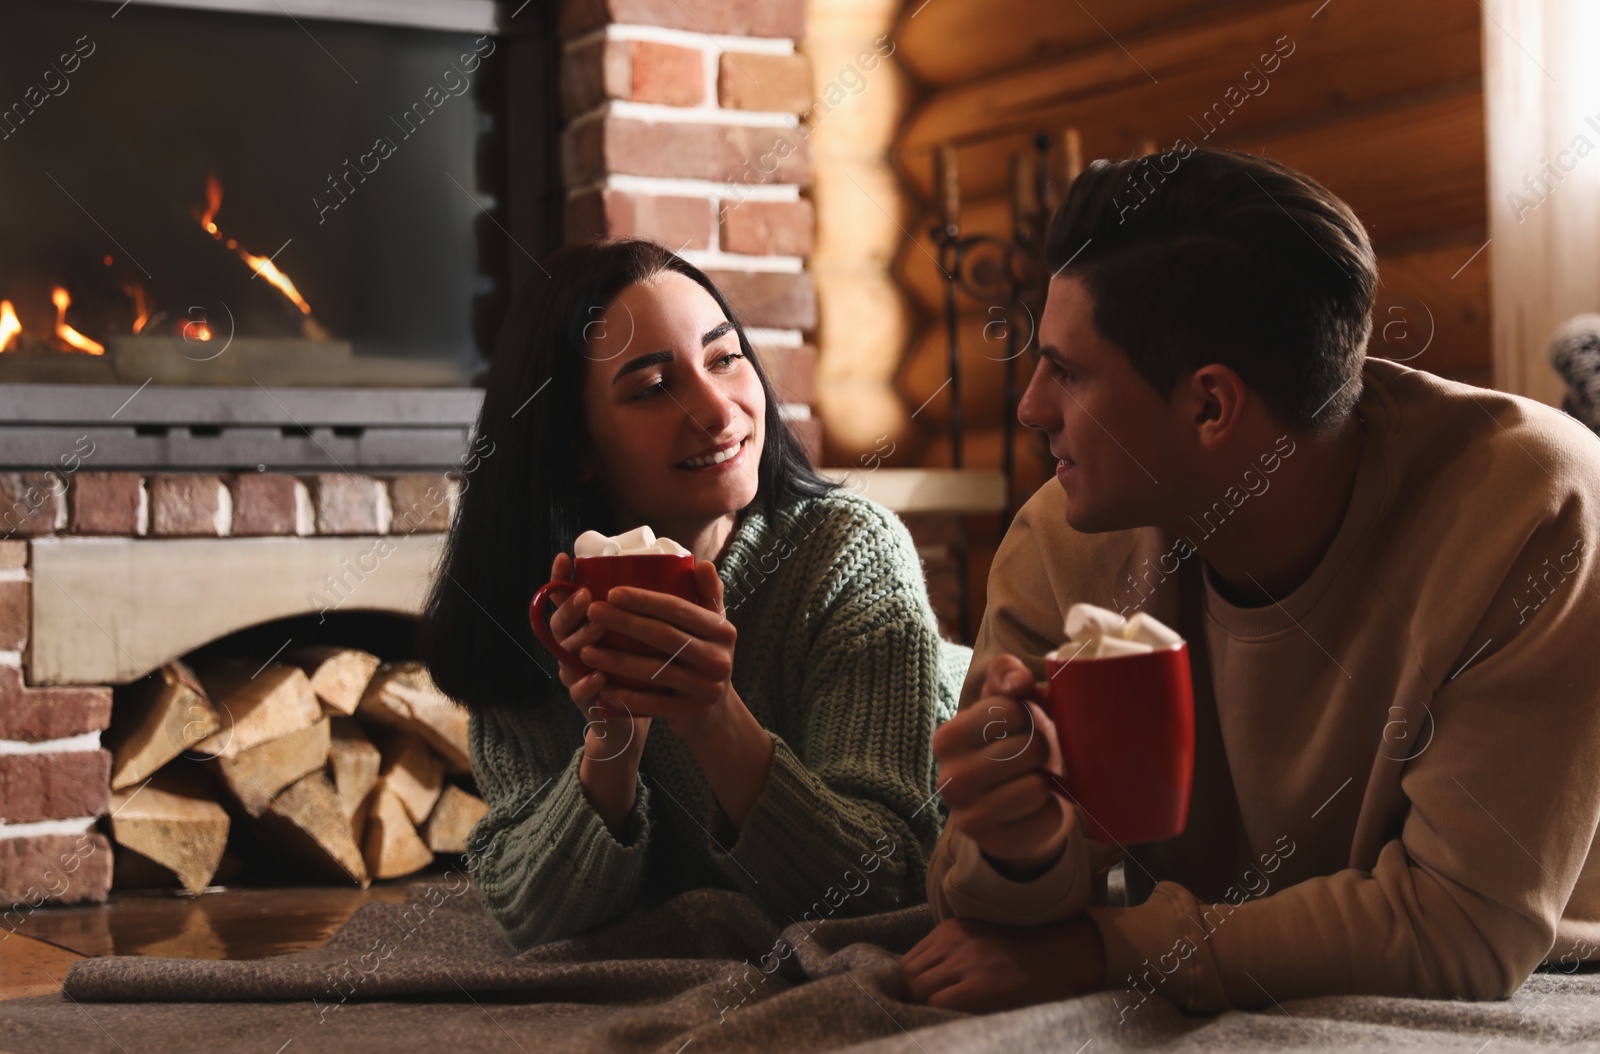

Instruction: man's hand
[901,916,1107,1012]
[933,653,1074,876]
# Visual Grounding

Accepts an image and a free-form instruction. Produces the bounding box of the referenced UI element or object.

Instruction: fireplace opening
[0,0,575,923]
[0,0,523,388]
[102,609,483,895]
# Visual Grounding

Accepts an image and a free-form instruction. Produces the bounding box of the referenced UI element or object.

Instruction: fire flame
[125,282,150,334]
[1,172,320,357]
[0,301,20,353]
[198,172,223,237]
[51,287,106,355]
[196,171,314,317]
[242,251,313,316]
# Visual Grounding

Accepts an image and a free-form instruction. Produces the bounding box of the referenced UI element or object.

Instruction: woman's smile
[581,269,766,554]
[677,436,749,471]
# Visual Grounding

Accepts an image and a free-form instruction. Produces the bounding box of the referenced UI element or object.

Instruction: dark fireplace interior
[0,0,536,388]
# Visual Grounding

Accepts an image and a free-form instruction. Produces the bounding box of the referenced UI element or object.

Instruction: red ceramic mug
[1033,642,1195,845]
[529,553,699,694]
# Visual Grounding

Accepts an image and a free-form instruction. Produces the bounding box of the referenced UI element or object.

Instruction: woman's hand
[579,560,740,743]
[547,553,651,834]
[580,560,774,828]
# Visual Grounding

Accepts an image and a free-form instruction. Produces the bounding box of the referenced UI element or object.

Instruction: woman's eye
[631,379,666,401]
[714,351,746,370]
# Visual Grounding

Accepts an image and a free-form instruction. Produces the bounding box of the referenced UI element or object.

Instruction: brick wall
[0,538,114,910]
[557,0,822,460]
[0,470,458,542]
[0,2,827,910]
[0,469,457,909]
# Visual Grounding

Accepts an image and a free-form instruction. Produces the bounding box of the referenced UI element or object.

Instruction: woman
[420,238,971,950]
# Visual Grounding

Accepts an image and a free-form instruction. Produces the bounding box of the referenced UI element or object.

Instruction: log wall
[883,0,1489,479]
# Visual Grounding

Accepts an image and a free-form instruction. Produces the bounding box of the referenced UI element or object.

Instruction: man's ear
[1188,364,1247,449]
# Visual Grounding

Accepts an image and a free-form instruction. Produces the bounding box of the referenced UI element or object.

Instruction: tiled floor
[1,874,442,1001]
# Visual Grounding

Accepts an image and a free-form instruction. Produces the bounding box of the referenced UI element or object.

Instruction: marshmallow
[1049,601,1182,661]
[610,526,656,552]
[1095,635,1155,658]
[1122,611,1183,649]
[574,530,621,558]
[573,526,692,558]
[1045,635,1104,662]
[1065,602,1126,643]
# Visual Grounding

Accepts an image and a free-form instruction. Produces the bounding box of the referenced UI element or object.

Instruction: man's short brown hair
[1045,148,1377,434]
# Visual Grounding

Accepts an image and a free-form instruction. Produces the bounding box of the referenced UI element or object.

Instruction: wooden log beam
[893,0,1216,89]
[896,0,1479,199]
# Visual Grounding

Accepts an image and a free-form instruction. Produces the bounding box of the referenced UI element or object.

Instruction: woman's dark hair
[1045,147,1377,434]
[418,237,836,709]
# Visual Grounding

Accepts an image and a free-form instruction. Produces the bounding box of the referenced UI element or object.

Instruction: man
[901,148,1600,1016]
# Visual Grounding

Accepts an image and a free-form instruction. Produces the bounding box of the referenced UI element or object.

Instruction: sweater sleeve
[1088,532,1600,1013]
[703,505,958,920]
[466,698,654,950]
[927,818,1100,925]
[928,483,1132,923]
[932,488,1600,1010]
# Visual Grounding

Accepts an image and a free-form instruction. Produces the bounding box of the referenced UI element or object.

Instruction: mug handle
[529,580,584,669]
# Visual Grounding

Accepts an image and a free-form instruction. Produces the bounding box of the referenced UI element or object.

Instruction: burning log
[50,287,105,355]
[108,770,231,894]
[216,717,332,817]
[106,661,222,791]
[0,300,19,353]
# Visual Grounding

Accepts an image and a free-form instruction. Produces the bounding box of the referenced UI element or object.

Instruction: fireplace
[0,0,829,913]
[0,0,562,908]
[0,0,558,387]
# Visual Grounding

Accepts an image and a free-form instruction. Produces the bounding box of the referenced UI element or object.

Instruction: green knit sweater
[467,488,972,950]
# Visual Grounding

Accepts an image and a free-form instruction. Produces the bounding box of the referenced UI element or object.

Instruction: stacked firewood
[101,649,487,893]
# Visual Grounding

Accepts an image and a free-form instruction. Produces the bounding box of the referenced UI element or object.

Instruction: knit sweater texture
[928,358,1600,1010]
[468,487,972,950]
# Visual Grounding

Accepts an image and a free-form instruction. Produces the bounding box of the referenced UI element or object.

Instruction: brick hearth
[0,0,834,916]
[0,470,456,908]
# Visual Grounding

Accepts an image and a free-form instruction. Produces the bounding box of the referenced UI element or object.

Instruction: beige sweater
[928,358,1600,1015]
